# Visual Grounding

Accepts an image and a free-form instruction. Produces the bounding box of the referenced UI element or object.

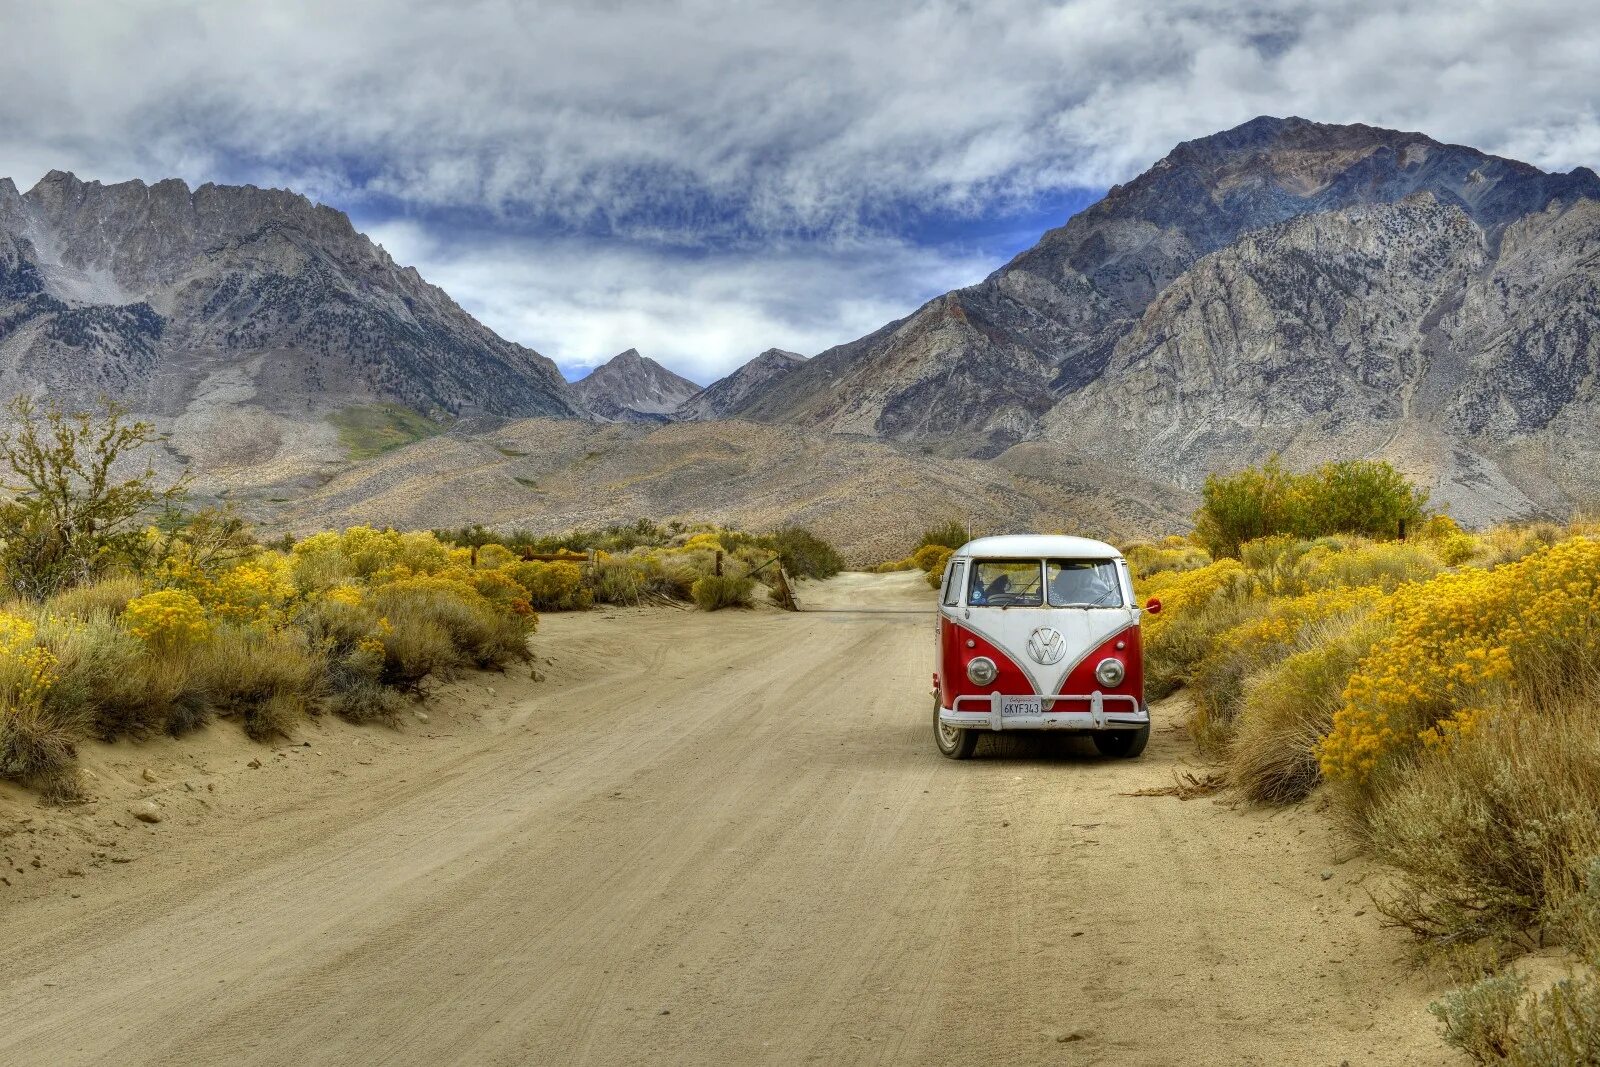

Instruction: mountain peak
[573,349,700,421]
[0,168,580,420]
[674,347,808,422]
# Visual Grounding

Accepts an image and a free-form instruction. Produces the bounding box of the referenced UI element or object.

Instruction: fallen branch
[1121,770,1226,801]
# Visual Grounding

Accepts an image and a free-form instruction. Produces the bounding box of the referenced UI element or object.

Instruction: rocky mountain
[673,348,805,421]
[0,170,582,422]
[571,348,700,422]
[724,117,1600,521]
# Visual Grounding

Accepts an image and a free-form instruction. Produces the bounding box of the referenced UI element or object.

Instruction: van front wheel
[1093,724,1149,759]
[934,701,980,760]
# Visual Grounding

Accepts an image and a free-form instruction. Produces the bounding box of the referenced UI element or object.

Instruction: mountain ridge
[718,116,1600,521]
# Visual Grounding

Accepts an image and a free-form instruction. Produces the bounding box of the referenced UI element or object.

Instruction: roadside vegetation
[0,400,843,800]
[876,521,970,587]
[1134,457,1600,1062]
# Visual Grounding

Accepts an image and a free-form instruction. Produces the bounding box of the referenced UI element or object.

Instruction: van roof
[955,534,1122,560]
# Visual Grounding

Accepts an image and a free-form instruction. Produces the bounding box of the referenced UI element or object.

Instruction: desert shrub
[1189,585,1386,749]
[1228,616,1389,804]
[293,594,397,723]
[191,625,321,740]
[0,703,78,794]
[33,611,154,738]
[768,526,844,581]
[690,573,755,611]
[1139,558,1252,700]
[475,543,517,569]
[508,561,592,611]
[0,609,73,789]
[1195,457,1429,559]
[288,526,452,591]
[1299,538,1443,592]
[917,521,971,552]
[1145,596,1260,704]
[915,544,953,574]
[1360,700,1600,945]
[1433,970,1529,1064]
[0,398,188,599]
[368,577,531,680]
[1431,863,1600,1065]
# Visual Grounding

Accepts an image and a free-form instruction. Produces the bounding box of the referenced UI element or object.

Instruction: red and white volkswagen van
[933,535,1154,760]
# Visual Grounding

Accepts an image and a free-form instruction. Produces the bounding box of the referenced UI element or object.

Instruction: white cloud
[365,220,995,383]
[2,0,1598,379]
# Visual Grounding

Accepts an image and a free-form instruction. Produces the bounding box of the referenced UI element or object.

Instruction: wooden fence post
[715,550,723,576]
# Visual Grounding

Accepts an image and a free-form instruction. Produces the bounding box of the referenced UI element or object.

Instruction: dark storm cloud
[1,0,1596,377]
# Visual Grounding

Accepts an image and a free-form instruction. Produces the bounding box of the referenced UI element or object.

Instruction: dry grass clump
[690,573,755,611]
[1124,536,1210,580]
[1227,616,1385,804]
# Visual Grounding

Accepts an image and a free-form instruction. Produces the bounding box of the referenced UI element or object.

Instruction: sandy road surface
[0,573,1448,1066]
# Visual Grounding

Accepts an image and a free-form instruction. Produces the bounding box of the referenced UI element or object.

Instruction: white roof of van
[956,534,1122,559]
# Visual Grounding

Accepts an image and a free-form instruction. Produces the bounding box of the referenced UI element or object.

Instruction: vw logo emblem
[1027,627,1066,665]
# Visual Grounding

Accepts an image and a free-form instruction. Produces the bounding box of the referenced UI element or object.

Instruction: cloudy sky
[2,0,1598,384]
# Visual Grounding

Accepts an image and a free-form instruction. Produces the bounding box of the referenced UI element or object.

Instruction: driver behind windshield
[968,562,1042,606]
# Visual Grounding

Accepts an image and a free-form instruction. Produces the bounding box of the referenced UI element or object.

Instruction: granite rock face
[724,117,1600,519]
[673,348,805,421]
[0,171,581,420]
[571,348,701,422]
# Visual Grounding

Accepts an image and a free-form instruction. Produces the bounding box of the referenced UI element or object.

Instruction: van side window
[942,562,965,606]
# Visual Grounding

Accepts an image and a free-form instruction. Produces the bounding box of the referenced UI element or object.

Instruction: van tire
[1093,724,1149,759]
[934,700,980,760]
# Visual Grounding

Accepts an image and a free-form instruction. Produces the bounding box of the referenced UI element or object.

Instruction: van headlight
[1095,658,1125,687]
[967,657,998,686]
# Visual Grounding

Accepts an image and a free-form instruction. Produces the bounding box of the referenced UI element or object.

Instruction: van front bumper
[939,692,1148,732]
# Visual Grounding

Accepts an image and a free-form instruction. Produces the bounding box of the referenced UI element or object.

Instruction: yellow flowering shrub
[203,557,297,626]
[509,561,591,611]
[324,584,363,607]
[1319,536,1600,781]
[680,532,726,553]
[0,612,58,708]
[290,526,454,591]
[123,589,211,649]
[475,543,517,569]
[1138,558,1246,641]
[1216,584,1385,652]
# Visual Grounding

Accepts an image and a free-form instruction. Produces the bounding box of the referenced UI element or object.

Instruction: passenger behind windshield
[1047,559,1123,608]
[968,560,1043,607]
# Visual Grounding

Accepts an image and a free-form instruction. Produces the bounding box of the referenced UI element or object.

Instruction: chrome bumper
[939,692,1148,731]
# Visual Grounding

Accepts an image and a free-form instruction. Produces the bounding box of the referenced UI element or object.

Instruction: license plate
[1001,698,1043,717]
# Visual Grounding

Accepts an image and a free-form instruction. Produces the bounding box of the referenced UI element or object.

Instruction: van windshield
[967,560,1043,607]
[1046,559,1123,608]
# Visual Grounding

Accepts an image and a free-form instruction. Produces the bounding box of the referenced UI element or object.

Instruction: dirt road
[0,573,1448,1065]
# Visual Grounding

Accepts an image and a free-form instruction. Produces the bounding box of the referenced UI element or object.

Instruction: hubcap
[938,721,961,749]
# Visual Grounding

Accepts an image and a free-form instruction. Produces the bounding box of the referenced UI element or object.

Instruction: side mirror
[1145,597,1162,615]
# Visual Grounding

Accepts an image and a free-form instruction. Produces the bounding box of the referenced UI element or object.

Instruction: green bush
[768,526,844,581]
[916,521,972,552]
[1194,457,1429,559]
